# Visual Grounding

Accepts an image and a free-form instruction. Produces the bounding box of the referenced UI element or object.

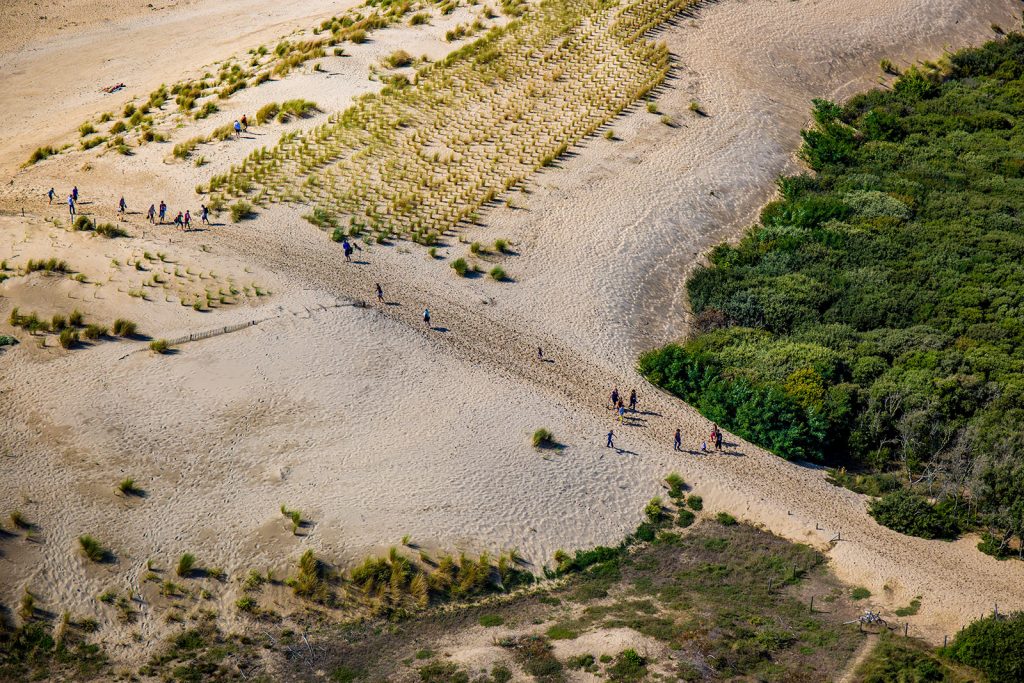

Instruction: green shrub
[665,472,685,499]
[644,497,664,524]
[715,512,737,526]
[478,614,504,627]
[676,508,695,528]
[851,586,871,600]
[869,490,961,540]
[608,649,647,681]
[451,258,469,277]
[489,266,506,281]
[687,494,703,511]
[943,612,1024,682]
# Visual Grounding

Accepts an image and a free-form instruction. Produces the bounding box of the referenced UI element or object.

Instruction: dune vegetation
[640,33,1024,554]
[206,0,686,243]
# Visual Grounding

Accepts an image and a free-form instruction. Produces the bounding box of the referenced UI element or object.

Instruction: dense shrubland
[640,34,1024,553]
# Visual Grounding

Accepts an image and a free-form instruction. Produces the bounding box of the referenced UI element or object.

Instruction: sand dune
[0,0,1022,663]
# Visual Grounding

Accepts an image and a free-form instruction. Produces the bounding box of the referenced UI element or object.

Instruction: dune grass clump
[73,216,94,231]
[112,319,137,337]
[79,123,96,137]
[255,102,280,125]
[82,324,107,340]
[149,339,170,354]
[95,223,127,238]
[79,535,109,563]
[177,553,197,577]
[58,329,79,349]
[118,478,143,496]
[290,549,332,604]
[25,258,70,274]
[532,428,555,449]
[276,99,318,122]
[385,49,413,68]
[687,494,703,511]
[24,146,57,166]
[489,266,507,281]
[451,258,470,277]
[303,206,336,228]
[280,505,303,534]
[69,309,83,327]
[173,138,202,159]
[230,200,255,222]
[10,510,31,530]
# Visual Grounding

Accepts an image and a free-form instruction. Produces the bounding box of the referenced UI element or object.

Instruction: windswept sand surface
[1,0,1023,661]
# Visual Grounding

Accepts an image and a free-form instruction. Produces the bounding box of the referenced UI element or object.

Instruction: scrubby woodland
[640,34,1024,554]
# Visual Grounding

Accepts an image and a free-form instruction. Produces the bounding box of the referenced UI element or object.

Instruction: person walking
[607,430,615,448]
[715,429,723,451]
[342,239,353,262]
[610,387,619,409]
[118,196,127,216]
[71,186,79,203]
[147,204,156,224]
[537,346,544,362]
[674,428,682,451]
[159,201,167,224]
[68,194,76,219]
[423,308,431,327]
[47,188,55,204]
[617,404,626,423]
[710,424,719,450]
[240,114,248,132]
[173,212,184,230]
[200,204,209,225]
[376,283,384,303]
[184,210,192,231]
[629,389,637,412]
[233,120,242,138]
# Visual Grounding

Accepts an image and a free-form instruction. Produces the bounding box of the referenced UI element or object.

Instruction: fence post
[904,623,908,637]
[809,596,814,613]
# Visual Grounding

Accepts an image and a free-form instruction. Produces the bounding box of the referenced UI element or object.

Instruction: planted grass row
[207,0,687,245]
[8,308,138,348]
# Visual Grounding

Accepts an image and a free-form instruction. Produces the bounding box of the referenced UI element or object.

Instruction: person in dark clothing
[629,389,637,411]
[674,428,682,451]
[607,430,615,448]
[715,429,723,451]
[376,283,384,303]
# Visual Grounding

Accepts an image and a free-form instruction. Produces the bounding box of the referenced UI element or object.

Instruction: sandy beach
[1,0,1022,668]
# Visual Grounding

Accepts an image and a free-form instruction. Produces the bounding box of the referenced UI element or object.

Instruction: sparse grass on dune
[207,0,687,241]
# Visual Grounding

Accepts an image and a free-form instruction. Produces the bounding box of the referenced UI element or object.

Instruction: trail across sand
[0,0,1022,659]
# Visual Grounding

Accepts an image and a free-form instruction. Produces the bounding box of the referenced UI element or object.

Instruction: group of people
[50,186,80,218]
[48,186,210,232]
[145,201,209,231]
[605,384,726,454]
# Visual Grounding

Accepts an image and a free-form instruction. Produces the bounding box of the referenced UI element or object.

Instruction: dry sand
[1,0,1023,663]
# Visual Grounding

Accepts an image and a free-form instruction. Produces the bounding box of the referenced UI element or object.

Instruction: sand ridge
[0,0,1022,663]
